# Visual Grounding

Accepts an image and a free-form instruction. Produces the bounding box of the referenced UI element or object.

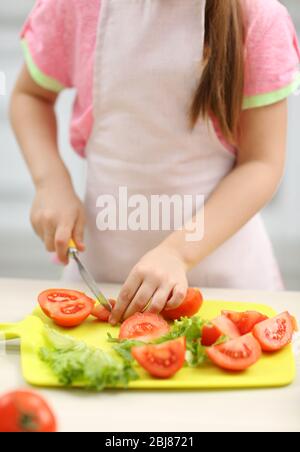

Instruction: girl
[11,0,300,325]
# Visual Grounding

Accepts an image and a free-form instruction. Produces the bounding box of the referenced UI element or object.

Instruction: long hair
[191,0,245,144]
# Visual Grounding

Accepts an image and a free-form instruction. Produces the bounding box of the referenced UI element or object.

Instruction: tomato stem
[20,413,38,432]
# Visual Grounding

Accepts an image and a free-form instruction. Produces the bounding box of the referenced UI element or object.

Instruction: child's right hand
[30,181,86,264]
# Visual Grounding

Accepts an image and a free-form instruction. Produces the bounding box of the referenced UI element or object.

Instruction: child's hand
[109,245,189,325]
[30,180,86,264]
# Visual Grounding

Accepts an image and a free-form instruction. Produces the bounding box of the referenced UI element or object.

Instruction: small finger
[165,284,188,310]
[146,285,174,314]
[43,227,56,252]
[109,271,143,325]
[73,213,86,252]
[122,282,158,320]
[55,224,73,264]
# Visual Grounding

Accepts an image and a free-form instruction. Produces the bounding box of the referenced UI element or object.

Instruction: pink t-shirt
[21,0,300,157]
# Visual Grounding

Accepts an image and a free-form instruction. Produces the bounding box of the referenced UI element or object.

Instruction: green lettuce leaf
[39,328,139,391]
[107,333,144,363]
[155,316,205,344]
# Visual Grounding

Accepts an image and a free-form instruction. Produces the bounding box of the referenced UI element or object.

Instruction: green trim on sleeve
[243,73,300,110]
[21,38,65,93]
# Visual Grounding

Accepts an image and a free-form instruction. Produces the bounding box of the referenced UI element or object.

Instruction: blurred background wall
[0,0,299,289]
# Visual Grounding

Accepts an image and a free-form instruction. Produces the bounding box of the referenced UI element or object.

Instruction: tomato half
[211,315,240,339]
[162,288,203,320]
[253,312,293,352]
[38,289,94,328]
[119,313,170,342]
[0,390,57,433]
[91,300,116,322]
[132,338,186,378]
[201,324,222,347]
[222,310,268,335]
[207,335,262,372]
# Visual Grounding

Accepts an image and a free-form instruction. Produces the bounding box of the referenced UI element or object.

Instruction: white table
[0,278,299,433]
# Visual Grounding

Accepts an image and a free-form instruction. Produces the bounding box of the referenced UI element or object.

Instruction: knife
[68,240,113,312]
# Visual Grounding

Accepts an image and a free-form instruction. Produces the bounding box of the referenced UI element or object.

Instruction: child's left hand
[109,245,189,325]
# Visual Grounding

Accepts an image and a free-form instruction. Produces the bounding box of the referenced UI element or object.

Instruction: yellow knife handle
[68,239,77,250]
[0,323,20,340]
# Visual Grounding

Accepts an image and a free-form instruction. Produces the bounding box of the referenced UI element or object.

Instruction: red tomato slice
[207,335,262,372]
[38,289,95,317]
[38,289,94,328]
[222,310,268,335]
[211,315,240,339]
[201,324,222,347]
[132,338,186,378]
[162,288,203,320]
[91,300,116,322]
[119,313,170,342]
[252,312,293,352]
[0,390,57,433]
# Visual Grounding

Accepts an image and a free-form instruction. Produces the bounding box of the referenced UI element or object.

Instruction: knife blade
[68,240,112,312]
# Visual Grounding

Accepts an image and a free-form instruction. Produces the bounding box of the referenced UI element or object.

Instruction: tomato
[43,300,93,328]
[119,313,170,342]
[211,315,240,339]
[291,315,299,332]
[162,288,203,320]
[207,335,262,372]
[38,289,94,328]
[222,310,268,335]
[132,338,186,378]
[91,300,116,322]
[0,390,57,433]
[253,312,293,352]
[201,323,222,347]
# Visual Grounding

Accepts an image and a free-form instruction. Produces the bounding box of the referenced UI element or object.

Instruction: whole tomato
[0,390,57,433]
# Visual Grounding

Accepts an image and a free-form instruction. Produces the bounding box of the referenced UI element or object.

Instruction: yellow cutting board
[0,300,296,390]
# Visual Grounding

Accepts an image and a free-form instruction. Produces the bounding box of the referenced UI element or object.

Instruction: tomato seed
[145,351,177,368]
[265,319,287,341]
[222,344,252,360]
[131,323,154,337]
[61,303,84,315]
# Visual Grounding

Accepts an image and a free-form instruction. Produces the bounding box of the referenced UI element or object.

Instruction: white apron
[64,0,283,290]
